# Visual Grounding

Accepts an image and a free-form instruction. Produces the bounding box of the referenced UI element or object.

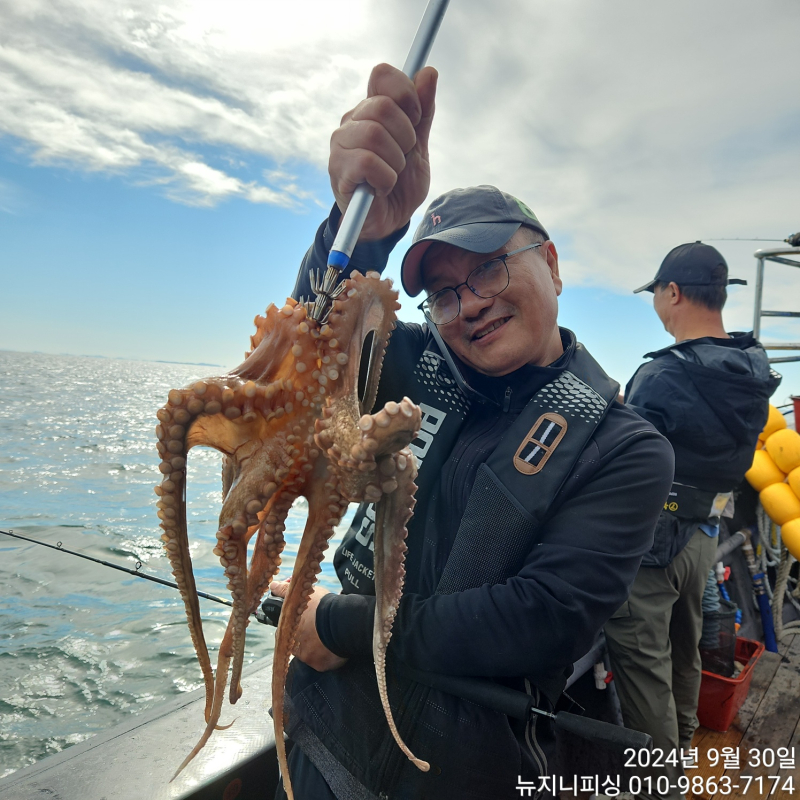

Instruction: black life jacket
[334,328,619,608]
[289,328,622,799]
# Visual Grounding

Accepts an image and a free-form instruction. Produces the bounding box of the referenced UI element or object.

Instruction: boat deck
[558,632,800,799]
[3,636,797,799]
[689,631,800,800]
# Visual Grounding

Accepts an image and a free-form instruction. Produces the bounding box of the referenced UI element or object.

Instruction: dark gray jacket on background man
[626,331,779,566]
[605,242,779,800]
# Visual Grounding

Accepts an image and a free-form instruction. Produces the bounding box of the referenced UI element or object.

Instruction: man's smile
[472,316,511,341]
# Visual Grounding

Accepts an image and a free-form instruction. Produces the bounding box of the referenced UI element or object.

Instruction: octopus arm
[227,487,297,704]
[372,449,429,772]
[272,462,346,800]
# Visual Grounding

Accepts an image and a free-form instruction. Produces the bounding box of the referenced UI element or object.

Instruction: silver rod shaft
[329,0,451,263]
[333,187,375,261]
[402,0,451,77]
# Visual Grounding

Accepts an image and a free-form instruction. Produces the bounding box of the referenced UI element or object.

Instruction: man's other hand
[330,62,438,242]
[269,580,348,672]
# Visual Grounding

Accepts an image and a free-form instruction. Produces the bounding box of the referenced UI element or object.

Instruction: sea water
[0,350,348,778]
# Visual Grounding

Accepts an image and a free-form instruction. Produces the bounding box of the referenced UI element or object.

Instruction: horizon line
[0,348,224,368]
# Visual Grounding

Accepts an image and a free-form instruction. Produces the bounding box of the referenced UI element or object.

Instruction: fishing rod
[309,0,451,323]
[0,527,288,625]
[1,527,653,749]
[0,528,233,608]
[702,232,800,246]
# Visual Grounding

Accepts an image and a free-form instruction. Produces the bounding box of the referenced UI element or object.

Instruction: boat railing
[752,245,800,364]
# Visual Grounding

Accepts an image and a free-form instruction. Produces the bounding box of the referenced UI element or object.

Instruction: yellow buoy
[788,466,800,501]
[745,450,786,491]
[765,428,800,474]
[760,482,800,526]
[782,517,800,561]
[759,404,787,441]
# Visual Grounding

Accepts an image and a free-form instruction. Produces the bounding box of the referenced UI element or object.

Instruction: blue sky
[0,149,327,367]
[0,145,680,388]
[1,0,798,399]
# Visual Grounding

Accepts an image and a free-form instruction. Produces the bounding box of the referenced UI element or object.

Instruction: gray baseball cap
[400,185,549,297]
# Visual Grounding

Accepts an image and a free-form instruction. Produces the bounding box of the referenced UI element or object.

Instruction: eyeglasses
[418,243,543,326]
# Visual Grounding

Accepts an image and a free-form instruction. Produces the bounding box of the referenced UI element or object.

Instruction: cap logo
[514,198,539,222]
[513,413,567,475]
[431,213,441,226]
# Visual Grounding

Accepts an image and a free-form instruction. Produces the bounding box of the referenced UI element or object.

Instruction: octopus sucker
[159,275,425,796]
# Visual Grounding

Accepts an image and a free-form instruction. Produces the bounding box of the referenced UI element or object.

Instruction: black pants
[274,745,338,800]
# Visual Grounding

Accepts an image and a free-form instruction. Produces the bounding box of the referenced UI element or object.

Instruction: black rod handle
[404,669,534,721]
[555,712,652,752]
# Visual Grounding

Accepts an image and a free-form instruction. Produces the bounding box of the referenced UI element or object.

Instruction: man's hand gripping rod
[310,0,450,323]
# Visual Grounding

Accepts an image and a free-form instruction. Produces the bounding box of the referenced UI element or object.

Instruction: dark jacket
[625,334,779,568]
[625,335,780,493]
[285,210,674,800]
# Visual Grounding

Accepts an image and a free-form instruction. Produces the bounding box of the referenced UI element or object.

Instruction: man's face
[421,230,564,377]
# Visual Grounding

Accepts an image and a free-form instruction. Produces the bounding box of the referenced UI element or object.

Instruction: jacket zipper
[503,386,512,413]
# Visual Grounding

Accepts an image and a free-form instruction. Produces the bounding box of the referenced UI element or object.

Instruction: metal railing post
[753,254,764,339]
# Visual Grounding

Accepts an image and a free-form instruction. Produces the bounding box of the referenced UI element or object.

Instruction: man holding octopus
[270,63,673,800]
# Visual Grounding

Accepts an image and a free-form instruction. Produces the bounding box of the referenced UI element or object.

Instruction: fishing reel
[255,593,284,627]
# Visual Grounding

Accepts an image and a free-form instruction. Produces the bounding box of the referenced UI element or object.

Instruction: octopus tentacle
[354,396,422,462]
[272,464,345,800]
[228,487,298,704]
[210,445,284,711]
[318,271,399,411]
[218,477,290,707]
[317,396,421,503]
[372,449,428,771]
[156,397,215,721]
[171,624,235,780]
[177,486,299,782]
[175,481,301,781]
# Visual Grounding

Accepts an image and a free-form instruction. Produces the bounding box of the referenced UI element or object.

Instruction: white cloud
[0,0,798,340]
[424,2,799,256]
[0,0,379,205]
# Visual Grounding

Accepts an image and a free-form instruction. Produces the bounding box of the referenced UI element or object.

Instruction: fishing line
[701,234,800,245]
[0,528,233,608]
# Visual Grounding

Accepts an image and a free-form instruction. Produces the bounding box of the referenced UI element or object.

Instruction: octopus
[153,271,429,799]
